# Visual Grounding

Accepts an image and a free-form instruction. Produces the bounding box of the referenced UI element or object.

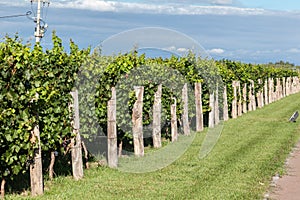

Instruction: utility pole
[29,0,49,196]
[35,0,42,43]
[31,0,49,43]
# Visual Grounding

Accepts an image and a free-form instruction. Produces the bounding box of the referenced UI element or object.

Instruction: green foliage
[216,59,298,117]
[78,50,298,150]
[10,92,300,200]
[0,33,89,180]
[1,33,298,188]
[78,51,220,148]
[0,35,36,178]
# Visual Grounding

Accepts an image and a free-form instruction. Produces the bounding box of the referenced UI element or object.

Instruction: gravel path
[268,141,300,200]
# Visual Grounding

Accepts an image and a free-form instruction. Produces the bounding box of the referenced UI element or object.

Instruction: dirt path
[268,141,300,200]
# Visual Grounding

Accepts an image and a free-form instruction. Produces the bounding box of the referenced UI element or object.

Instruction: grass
[7,93,300,199]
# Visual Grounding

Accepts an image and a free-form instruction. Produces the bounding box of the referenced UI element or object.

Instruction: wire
[41,3,44,18]
[0,11,32,19]
[31,2,36,17]
[43,2,50,20]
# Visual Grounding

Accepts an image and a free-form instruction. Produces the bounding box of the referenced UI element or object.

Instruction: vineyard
[0,34,299,198]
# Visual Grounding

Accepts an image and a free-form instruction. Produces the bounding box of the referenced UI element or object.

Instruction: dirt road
[268,141,300,200]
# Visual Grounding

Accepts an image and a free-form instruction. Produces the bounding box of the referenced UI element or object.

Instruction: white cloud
[146,0,235,6]
[177,47,189,53]
[0,0,284,16]
[164,46,190,54]
[0,0,26,7]
[54,0,117,12]
[45,0,267,15]
[211,0,233,5]
[165,46,177,51]
[287,48,300,53]
[207,48,225,54]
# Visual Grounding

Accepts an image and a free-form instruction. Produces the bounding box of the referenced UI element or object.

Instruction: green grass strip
[118,133,196,173]
[8,93,300,200]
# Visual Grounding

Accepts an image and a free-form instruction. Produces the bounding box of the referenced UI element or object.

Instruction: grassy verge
[7,93,300,199]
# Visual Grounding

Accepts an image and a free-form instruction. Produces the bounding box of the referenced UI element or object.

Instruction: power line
[31,0,50,43]
[0,11,32,19]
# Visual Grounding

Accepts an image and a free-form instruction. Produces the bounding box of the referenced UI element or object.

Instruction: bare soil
[268,141,300,200]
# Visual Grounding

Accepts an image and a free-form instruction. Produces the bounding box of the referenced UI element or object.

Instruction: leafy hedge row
[77,51,221,148]
[0,33,298,183]
[217,59,298,115]
[78,52,298,149]
[0,33,89,181]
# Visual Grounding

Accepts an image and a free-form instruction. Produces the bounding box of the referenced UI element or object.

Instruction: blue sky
[240,0,300,11]
[1,0,300,64]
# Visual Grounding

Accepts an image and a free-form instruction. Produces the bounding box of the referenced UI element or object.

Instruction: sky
[1,0,300,64]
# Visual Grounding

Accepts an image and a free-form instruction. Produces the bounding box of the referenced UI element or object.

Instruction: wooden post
[49,151,55,180]
[242,83,247,113]
[293,76,296,94]
[152,84,162,148]
[248,80,256,111]
[272,78,277,101]
[289,77,293,94]
[275,78,280,101]
[268,78,273,103]
[260,79,264,107]
[273,78,276,101]
[215,85,220,125]
[292,76,298,94]
[296,76,300,92]
[132,86,144,157]
[268,78,272,103]
[209,91,215,128]
[289,77,292,95]
[286,77,290,96]
[275,78,282,101]
[292,77,295,94]
[296,77,299,92]
[171,97,178,142]
[296,77,300,93]
[296,77,298,93]
[290,77,293,94]
[195,82,204,132]
[279,78,283,99]
[70,90,84,180]
[282,77,286,98]
[182,83,190,136]
[293,76,297,94]
[107,87,118,168]
[30,125,43,196]
[278,78,281,100]
[257,79,263,108]
[256,91,261,108]
[274,79,277,101]
[264,79,269,105]
[256,80,260,108]
[295,77,298,93]
[81,141,89,169]
[295,77,297,93]
[251,80,256,111]
[1,178,5,199]
[237,81,242,116]
[288,77,292,95]
[248,81,253,111]
[223,86,229,121]
[231,81,237,118]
